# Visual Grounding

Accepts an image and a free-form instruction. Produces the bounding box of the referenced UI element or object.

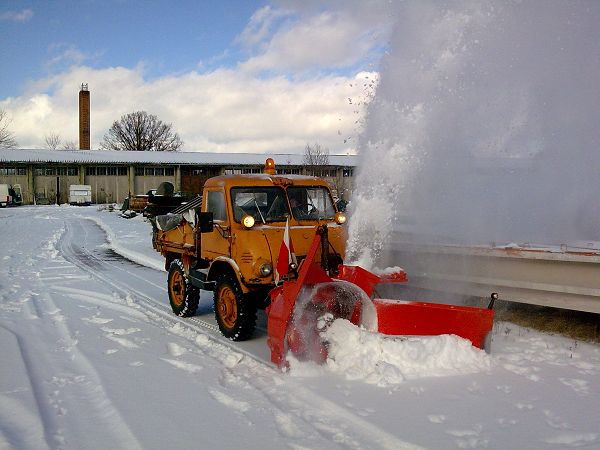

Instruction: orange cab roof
[204,173,330,189]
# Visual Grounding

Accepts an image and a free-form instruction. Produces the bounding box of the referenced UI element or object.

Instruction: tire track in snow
[13,219,145,449]
[35,290,142,449]
[0,324,52,450]
[57,216,423,450]
[2,219,141,449]
[58,219,256,355]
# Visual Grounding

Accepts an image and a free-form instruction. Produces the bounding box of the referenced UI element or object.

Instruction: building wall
[30,165,80,204]
[86,175,129,203]
[181,166,221,195]
[33,175,80,204]
[306,167,355,200]
[1,161,355,205]
[0,166,28,199]
[0,169,28,202]
[133,168,177,195]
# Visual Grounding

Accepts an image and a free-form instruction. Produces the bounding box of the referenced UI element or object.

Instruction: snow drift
[290,319,490,387]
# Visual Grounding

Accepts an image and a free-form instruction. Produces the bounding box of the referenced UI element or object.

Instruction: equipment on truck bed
[152,158,494,368]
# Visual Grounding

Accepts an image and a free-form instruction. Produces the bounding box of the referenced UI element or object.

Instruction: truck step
[189,268,215,291]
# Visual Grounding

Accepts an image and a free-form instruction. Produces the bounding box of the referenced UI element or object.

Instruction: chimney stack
[79,83,90,150]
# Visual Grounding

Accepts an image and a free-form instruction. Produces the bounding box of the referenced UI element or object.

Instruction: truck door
[202,189,231,258]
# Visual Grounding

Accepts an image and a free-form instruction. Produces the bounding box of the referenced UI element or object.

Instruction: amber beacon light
[264,158,276,175]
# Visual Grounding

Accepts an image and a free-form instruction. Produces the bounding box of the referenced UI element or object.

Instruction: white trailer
[68,185,92,205]
[0,184,11,207]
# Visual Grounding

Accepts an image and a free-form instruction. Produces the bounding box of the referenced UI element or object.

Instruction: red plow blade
[373,299,494,350]
[337,264,494,350]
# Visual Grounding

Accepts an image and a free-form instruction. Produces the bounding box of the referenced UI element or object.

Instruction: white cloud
[235,5,292,49]
[43,44,100,72]
[0,8,34,22]
[1,65,376,154]
[237,1,392,73]
[1,2,389,154]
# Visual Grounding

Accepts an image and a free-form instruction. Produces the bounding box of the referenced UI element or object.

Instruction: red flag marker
[275,218,296,284]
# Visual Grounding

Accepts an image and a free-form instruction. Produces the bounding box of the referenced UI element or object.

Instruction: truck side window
[206,191,226,221]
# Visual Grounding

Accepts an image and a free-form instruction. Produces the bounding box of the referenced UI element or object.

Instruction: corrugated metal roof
[0,149,357,166]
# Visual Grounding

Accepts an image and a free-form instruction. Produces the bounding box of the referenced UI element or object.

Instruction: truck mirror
[198,211,214,233]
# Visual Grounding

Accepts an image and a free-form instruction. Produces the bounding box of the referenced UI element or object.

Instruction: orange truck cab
[152,158,347,341]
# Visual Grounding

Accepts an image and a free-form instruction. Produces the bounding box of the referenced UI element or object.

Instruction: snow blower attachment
[267,226,495,368]
[151,159,493,369]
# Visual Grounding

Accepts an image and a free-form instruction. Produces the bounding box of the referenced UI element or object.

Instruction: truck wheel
[214,274,256,341]
[168,259,199,317]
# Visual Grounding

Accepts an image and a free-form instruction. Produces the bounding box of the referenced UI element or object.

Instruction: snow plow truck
[152,158,494,367]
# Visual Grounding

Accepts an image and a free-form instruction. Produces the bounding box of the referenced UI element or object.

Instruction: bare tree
[45,132,62,150]
[303,143,330,177]
[62,140,77,150]
[101,111,183,151]
[0,110,18,148]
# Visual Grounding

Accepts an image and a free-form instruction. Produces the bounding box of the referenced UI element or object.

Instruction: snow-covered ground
[1,205,599,449]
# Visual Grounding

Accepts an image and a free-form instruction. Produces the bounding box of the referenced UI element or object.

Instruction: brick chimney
[79,84,90,150]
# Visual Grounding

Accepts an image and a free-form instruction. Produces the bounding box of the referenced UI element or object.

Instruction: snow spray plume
[347,0,600,269]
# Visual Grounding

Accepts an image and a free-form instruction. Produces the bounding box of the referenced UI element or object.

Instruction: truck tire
[214,273,256,341]
[168,259,199,317]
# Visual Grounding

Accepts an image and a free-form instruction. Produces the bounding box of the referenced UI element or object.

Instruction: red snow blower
[267,226,494,368]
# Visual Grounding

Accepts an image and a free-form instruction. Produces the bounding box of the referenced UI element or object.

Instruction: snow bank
[291,319,490,387]
[41,226,65,260]
[82,212,165,272]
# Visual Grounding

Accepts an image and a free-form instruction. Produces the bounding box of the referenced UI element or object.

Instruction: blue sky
[0,1,392,152]
[2,1,261,98]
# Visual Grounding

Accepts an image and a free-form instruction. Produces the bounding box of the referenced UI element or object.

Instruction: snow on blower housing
[152,158,494,368]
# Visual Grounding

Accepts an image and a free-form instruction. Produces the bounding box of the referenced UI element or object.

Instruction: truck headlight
[259,262,272,277]
[335,212,347,224]
[242,214,255,229]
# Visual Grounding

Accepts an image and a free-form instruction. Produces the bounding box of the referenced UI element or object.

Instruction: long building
[0,149,357,205]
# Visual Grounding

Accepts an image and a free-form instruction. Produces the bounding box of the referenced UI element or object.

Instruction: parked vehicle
[9,184,22,206]
[68,185,92,205]
[0,184,11,207]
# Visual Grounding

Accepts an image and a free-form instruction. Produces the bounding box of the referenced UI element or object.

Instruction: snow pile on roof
[0,148,357,166]
[290,319,490,386]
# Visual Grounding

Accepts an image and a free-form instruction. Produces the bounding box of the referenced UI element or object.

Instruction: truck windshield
[231,187,289,223]
[287,186,336,221]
